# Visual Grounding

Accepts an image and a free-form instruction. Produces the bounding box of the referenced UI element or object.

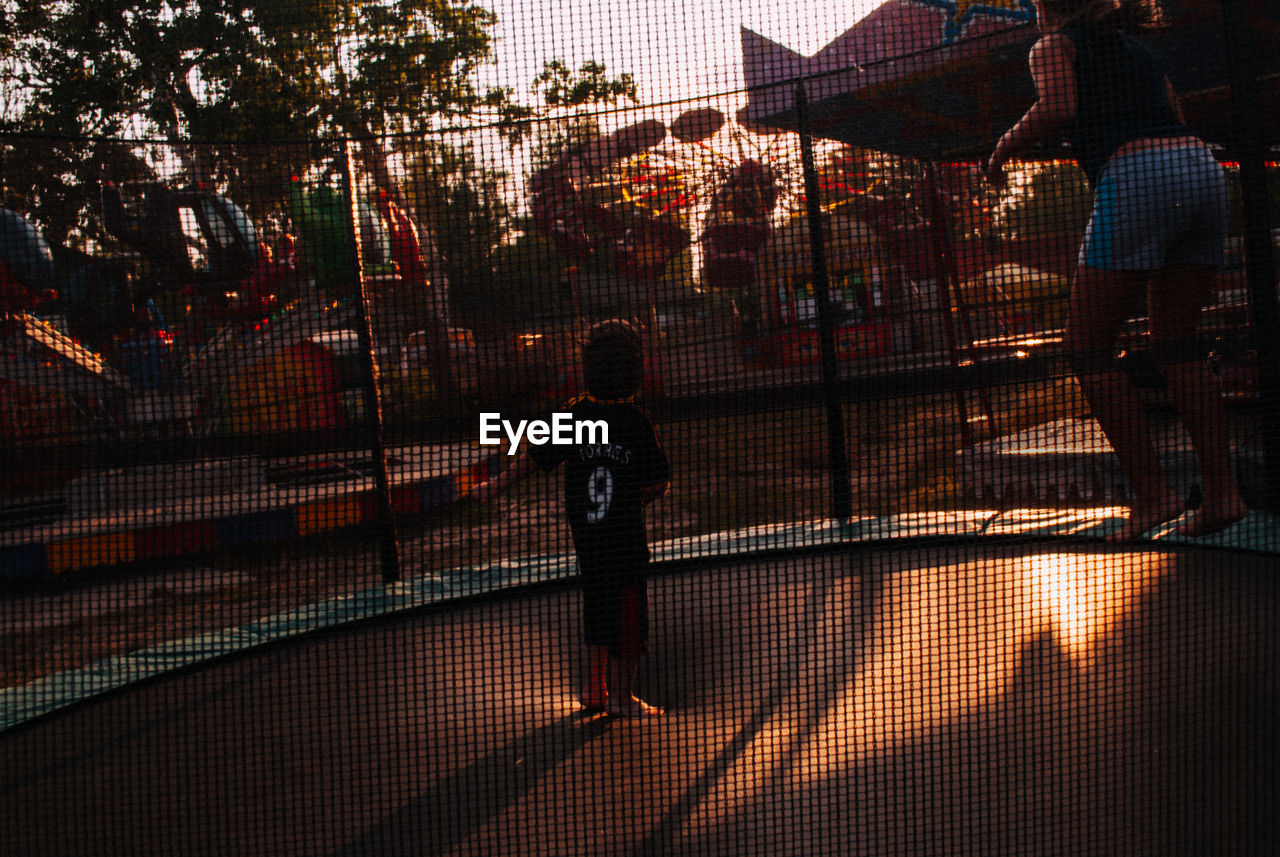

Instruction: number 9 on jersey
[586,465,614,524]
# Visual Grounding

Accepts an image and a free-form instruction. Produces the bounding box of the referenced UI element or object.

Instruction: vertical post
[1221,0,1280,509]
[340,141,402,583]
[921,164,996,447]
[795,83,854,521]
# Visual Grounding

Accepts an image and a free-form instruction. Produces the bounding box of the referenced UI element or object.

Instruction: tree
[397,60,640,335]
[1,0,528,243]
[400,139,512,330]
[530,60,636,111]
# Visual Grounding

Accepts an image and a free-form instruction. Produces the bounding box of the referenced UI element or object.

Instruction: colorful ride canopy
[740,0,1280,159]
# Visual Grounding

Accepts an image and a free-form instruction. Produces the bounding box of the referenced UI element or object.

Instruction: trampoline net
[2,0,1279,853]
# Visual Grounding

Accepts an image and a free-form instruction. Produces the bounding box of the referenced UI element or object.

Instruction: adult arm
[985,33,1078,187]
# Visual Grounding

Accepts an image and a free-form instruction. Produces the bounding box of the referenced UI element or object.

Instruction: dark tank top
[1062,24,1187,185]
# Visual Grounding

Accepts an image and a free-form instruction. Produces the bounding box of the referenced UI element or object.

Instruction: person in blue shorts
[985,0,1247,541]
[472,319,671,717]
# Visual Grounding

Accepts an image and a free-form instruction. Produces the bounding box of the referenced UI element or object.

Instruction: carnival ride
[286,177,478,414]
[525,105,925,370]
[0,172,486,495]
[2,190,339,494]
[526,85,1089,375]
[0,207,109,494]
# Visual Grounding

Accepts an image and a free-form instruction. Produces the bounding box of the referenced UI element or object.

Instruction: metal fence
[2,0,1280,853]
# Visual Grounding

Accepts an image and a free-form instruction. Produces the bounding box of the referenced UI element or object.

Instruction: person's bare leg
[1148,264,1247,536]
[580,645,608,710]
[1064,266,1184,541]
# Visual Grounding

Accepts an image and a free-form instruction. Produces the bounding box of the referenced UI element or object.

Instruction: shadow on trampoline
[3,541,1279,856]
[338,711,615,857]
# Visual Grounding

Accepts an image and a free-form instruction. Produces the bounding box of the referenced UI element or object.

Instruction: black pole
[795,83,854,521]
[339,141,402,583]
[1221,0,1280,510]
[921,164,984,448]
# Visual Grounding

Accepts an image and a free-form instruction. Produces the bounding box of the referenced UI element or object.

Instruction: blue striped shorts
[1080,145,1228,271]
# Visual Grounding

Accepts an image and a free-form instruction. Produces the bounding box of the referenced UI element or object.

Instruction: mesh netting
[2,0,1279,853]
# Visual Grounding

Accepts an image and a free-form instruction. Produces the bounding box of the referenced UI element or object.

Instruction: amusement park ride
[526,104,921,369]
[0,171,477,493]
[0,107,907,498]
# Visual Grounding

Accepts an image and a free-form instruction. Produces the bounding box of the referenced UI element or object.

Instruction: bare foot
[1107,493,1186,544]
[606,696,664,718]
[1177,498,1248,538]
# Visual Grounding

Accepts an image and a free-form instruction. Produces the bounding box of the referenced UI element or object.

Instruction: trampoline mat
[2,541,1278,856]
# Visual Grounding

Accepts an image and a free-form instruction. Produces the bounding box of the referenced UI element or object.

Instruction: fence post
[794,82,854,522]
[1221,0,1280,509]
[339,141,403,583]
[920,163,994,448]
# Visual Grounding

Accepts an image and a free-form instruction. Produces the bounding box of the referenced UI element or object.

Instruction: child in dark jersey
[471,319,671,717]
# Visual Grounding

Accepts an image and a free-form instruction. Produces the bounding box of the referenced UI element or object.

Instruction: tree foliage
[531,60,637,110]
[398,62,638,335]
[1,0,529,242]
[401,140,511,324]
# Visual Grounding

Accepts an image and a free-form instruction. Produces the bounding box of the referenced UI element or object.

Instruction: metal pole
[795,82,855,521]
[340,141,402,583]
[1221,0,1280,509]
[921,164,996,447]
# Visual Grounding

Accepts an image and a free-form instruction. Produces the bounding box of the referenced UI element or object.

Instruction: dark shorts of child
[578,562,648,659]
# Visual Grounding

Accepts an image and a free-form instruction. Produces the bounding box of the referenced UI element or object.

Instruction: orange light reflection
[678,550,1172,840]
[1023,551,1165,665]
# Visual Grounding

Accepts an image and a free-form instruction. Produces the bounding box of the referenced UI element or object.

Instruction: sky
[478,0,886,106]
[458,0,891,218]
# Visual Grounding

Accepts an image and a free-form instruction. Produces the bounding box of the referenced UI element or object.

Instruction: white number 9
[586,465,614,524]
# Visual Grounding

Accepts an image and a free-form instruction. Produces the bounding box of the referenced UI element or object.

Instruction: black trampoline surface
[3,541,1278,856]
